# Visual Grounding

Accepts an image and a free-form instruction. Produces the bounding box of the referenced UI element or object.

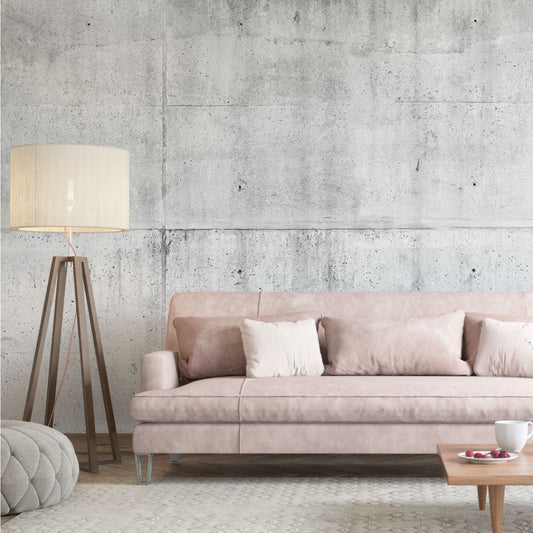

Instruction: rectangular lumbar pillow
[174,311,320,379]
[463,312,533,366]
[240,318,324,378]
[322,310,470,376]
[474,318,533,377]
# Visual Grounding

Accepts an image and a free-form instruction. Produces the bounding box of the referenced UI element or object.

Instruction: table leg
[477,485,487,510]
[488,485,505,533]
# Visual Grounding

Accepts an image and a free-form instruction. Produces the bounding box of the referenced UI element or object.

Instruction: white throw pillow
[474,318,533,377]
[240,318,324,378]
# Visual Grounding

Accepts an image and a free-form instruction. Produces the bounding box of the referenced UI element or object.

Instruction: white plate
[457,450,519,464]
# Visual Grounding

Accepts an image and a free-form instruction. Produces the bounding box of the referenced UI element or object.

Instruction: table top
[437,444,533,486]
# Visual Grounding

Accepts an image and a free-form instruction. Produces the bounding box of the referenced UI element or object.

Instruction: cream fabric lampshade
[10,144,129,232]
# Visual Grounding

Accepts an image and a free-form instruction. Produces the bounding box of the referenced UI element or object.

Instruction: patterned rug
[3,477,532,532]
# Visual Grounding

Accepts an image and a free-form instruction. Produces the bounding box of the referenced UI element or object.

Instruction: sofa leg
[169,453,181,463]
[135,453,154,485]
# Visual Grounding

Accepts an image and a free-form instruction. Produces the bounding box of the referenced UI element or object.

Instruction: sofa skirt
[132,422,496,455]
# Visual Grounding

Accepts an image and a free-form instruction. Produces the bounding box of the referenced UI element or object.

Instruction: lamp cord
[64,227,77,256]
[47,229,78,427]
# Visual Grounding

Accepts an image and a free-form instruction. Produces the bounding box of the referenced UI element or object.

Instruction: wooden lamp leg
[23,256,121,474]
[81,258,121,463]
[23,257,65,421]
[73,258,99,473]
[45,261,68,426]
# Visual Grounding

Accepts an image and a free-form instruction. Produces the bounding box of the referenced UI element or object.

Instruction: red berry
[491,449,500,458]
[474,452,489,458]
[499,451,511,458]
[465,450,474,457]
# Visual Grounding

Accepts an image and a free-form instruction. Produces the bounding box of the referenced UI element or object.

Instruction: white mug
[495,420,533,452]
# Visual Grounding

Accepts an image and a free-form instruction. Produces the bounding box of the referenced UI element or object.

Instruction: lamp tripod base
[23,256,121,473]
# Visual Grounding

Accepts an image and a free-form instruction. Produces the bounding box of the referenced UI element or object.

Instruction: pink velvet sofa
[130,291,533,484]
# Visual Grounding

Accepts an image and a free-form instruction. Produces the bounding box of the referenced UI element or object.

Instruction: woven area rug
[3,477,532,532]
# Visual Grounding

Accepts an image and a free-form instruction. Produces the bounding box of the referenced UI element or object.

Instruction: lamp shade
[10,144,129,232]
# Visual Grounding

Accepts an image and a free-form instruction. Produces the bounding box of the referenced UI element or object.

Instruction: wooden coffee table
[437,444,533,533]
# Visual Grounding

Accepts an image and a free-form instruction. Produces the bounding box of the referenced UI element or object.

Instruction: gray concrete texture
[1,0,532,432]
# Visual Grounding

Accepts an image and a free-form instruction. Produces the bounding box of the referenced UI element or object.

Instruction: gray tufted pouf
[1,420,79,515]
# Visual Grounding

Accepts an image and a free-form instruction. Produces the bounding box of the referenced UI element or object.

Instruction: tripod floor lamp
[10,144,129,473]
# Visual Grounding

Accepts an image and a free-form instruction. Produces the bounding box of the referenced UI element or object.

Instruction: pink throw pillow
[322,310,471,376]
[463,313,533,366]
[174,311,321,379]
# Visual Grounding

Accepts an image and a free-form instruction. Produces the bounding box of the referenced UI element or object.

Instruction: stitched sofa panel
[240,375,533,424]
[130,377,244,423]
[132,423,240,454]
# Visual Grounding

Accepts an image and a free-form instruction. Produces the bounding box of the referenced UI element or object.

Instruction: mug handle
[527,422,533,440]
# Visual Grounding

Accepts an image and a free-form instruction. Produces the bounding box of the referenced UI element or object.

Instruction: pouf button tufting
[1,420,79,515]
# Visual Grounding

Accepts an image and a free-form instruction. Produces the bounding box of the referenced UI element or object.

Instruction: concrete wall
[1,0,532,432]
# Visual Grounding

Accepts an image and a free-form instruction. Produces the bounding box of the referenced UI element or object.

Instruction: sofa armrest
[141,350,179,391]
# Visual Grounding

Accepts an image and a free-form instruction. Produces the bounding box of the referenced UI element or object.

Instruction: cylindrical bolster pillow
[141,351,179,391]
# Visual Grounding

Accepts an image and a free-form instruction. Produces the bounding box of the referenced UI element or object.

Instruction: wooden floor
[80,451,444,483]
[2,435,444,525]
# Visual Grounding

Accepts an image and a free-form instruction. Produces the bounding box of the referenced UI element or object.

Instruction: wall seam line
[161,1,168,346]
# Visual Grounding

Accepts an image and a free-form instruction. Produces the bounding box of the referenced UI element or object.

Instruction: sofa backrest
[165,291,533,353]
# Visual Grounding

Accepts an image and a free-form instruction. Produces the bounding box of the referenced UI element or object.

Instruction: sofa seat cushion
[130,377,245,423]
[131,375,533,425]
[240,376,533,423]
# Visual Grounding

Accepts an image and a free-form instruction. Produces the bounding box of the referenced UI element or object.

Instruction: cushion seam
[239,394,533,398]
[133,394,533,399]
[237,378,247,452]
[134,395,244,398]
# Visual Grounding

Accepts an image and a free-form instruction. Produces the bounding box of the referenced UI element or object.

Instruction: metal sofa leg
[135,453,154,485]
[169,453,181,463]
